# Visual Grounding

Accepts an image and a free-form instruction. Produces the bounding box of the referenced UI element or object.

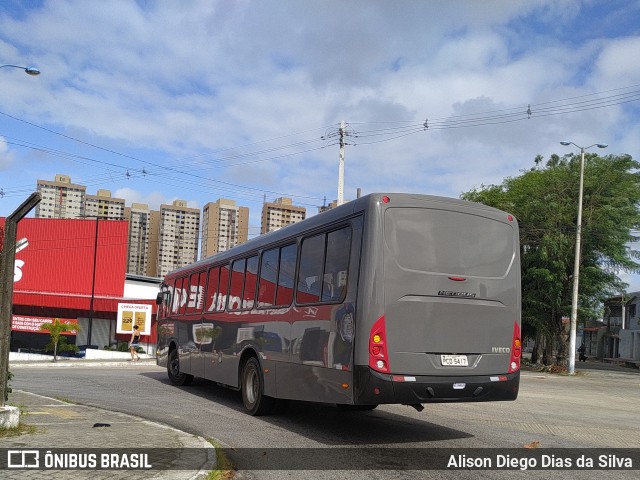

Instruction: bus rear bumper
[353,366,519,405]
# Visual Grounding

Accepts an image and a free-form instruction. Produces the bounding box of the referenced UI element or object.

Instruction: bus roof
[163,192,514,278]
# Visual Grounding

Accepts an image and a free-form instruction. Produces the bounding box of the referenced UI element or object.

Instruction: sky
[1,0,640,287]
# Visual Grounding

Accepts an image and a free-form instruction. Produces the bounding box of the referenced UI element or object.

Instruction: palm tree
[41,319,81,362]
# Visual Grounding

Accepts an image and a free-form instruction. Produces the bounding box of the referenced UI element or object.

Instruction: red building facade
[1,217,157,352]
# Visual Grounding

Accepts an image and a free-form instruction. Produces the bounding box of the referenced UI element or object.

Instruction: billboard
[11,315,79,335]
[116,303,152,336]
[1,217,128,297]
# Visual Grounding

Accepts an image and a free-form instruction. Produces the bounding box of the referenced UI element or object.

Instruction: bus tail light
[508,321,521,373]
[369,315,390,373]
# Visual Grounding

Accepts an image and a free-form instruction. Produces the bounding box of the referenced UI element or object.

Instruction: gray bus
[156,193,521,415]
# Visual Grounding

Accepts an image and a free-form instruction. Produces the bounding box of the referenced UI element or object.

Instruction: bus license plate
[441,355,468,366]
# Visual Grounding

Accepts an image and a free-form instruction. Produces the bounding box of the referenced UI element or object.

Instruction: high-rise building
[157,199,200,277]
[35,174,86,219]
[261,197,306,234]
[85,189,125,220]
[201,199,249,257]
[318,199,339,214]
[125,203,154,276]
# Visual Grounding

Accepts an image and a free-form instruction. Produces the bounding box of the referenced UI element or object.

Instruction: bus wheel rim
[246,368,257,405]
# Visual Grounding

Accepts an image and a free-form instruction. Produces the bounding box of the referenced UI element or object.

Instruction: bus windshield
[384,207,515,278]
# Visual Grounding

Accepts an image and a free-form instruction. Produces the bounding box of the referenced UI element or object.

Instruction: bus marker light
[448,276,466,282]
[372,334,381,344]
[382,195,390,203]
[341,383,349,389]
[499,375,507,382]
[374,388,381,395]
[264,368,270,374]
[392,375,404,382]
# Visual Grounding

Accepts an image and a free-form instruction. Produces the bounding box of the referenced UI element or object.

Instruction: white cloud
[0,136,15,170]
[0,0,637,237]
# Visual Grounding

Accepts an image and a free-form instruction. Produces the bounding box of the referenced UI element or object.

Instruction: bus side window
[205,267,220,312]
[244,255,259,309]
[324,227,352,301]
[186,271,204,314]
[179,276,189,315]
[159,286,172,318]
[275,244,296,306]
[258,248,278,307]
[172,277,184,314]
[296,234,325,304]
[219,264,230,310]
[229,259,246,311]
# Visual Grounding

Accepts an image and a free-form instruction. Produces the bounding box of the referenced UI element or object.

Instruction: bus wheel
[241,357,274,415]
[336,404,378,411]
[167,349,193,386]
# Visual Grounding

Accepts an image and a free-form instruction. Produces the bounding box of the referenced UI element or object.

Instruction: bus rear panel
[353,194,521,406]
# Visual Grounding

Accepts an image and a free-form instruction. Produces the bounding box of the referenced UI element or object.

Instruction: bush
[45,336,78,354]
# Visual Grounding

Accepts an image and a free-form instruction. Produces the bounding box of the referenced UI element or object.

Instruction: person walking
[129,325,141,361]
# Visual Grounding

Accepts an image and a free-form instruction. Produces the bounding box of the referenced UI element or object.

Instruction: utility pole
[1,192,41,408]
[337,120,345,206]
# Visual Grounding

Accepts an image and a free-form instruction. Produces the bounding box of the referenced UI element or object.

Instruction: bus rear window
[384,208,515,278]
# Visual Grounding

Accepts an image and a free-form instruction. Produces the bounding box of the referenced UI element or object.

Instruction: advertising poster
[11,315,78,335]
[116,303,151,335]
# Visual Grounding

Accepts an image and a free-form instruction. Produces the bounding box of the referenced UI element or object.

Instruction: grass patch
[0,423,37,438]
[7,403,28,415]
[205,439,235,480]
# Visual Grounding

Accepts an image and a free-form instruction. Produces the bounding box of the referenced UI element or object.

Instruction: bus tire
[167,348,193,386]
[336,404,378,411]
[241,357,275,415]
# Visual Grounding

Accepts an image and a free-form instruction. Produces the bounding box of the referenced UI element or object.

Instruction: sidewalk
[2,359,217,479]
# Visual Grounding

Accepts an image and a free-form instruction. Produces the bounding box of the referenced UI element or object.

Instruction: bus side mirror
[156,293,163,305]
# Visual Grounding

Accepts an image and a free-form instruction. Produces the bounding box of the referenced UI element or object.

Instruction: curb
[9,359,159,368]
[6,390,217,479]
[0,406,20,429]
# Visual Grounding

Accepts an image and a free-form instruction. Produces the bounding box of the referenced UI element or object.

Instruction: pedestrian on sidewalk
[578,343,587,362]
[130,325,141,361]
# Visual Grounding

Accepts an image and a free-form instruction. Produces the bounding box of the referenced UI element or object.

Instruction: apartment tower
[85,189,125,220]
[124,203,154,276]
[261,197,306,234]
[201,199,249,258]
[157,199,200,277]
[35,174,86,219]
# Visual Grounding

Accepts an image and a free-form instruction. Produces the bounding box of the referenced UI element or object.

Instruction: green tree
[41,319,81,362]
[462,153,640,365]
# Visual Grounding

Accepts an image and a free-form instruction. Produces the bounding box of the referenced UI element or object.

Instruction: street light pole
[0,64,40,76]
[560,141,608,374]
[87,216,99,347]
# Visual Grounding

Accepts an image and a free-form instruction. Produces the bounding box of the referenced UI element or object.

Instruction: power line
[1,84,639,205]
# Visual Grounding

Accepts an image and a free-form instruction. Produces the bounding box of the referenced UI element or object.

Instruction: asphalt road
[9,362,640,480]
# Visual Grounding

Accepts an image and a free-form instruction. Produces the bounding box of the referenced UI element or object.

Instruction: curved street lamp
[0,64,41,76]
[560,141,608,375]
